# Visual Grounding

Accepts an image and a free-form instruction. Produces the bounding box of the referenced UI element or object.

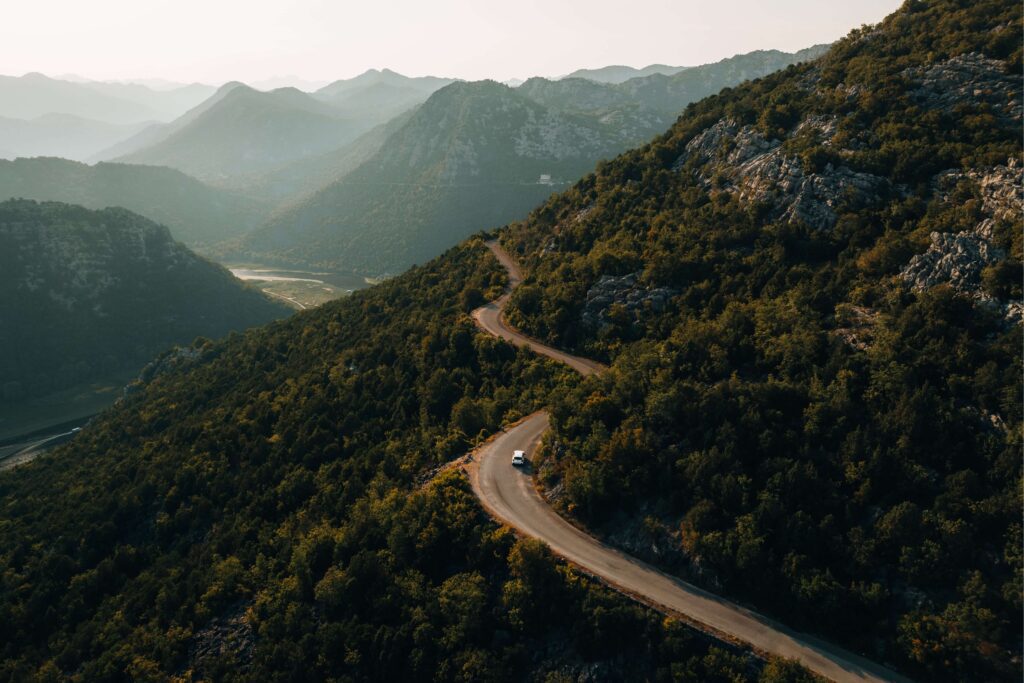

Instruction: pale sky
[2,0,903,85]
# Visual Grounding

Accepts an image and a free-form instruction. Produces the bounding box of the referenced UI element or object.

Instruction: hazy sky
[3,0,903,85]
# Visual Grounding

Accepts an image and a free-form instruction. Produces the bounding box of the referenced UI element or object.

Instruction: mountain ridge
[0,199,290,401]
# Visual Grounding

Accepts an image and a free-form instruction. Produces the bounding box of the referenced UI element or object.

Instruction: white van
[511,450,526,466]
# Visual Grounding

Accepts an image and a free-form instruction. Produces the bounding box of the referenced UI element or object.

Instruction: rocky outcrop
[942,162,1022,222]
[736,154,888,231]
[834,305,879,351]
[900,160,1022,324]
[675,116,888,231]
[188,602,255,676]
[581,273,676,332]
[904,52,1023,122]
[901,227,1004,292]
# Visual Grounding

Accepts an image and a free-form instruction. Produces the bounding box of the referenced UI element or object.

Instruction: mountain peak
[216,80,249,95]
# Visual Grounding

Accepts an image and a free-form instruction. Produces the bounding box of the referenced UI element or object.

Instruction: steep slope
[470,241,903,683]
[237,81,665,275]
[0,200,290,402]
[90,81,246,161]
[0,114,148,162]
[0,239,797,682]
[612,45,831,113]
[0,3,1017,682]
[113,85,363,182]
[0,157,269,246]
[219,109,416,202]
[499,2,1021,681]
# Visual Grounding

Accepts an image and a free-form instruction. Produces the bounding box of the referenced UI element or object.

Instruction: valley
[228,265,372,308]
[0,1,1019,681]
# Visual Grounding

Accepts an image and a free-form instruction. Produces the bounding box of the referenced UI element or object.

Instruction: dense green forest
[1,1,1019,681]
[0,241,814,681]
[500,1,1022,680]
[0,200,290,401]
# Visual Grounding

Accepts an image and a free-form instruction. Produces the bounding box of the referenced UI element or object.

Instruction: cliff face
[0,200,289,399]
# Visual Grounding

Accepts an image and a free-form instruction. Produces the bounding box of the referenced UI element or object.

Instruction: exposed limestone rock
[676,118,781,169]
[793,114,839,145]
[735,152,888,231]
[900,160,1022,324]
[188,603,255,676]
[834,305,879,351]
[513,106,608,161]
[901,227,1004,292]
[935,159,1023,223]
[581,273,676,332]
[676,118,739,167]
[904,52,1023,122]
[674,116,887,231]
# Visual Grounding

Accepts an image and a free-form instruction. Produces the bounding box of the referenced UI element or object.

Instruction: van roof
[513,450,525,456]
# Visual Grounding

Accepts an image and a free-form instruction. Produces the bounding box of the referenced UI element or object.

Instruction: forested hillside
[0,1,1018,681]
[0,200,290,401]
[0,158,268,246]
[0,240,807,682]
[500,1,1022,680]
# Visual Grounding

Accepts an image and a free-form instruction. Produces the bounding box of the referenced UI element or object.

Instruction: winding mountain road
[468,241,908,683]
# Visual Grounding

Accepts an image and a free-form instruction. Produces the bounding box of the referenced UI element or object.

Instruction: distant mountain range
[5,48,831,275]
[0,115,149,162]
[561,63,689,83]
[231,46,829,275]
[107,84,365,183]
[0,157,268,246]
[223,109,415,202]
[0,72,215,124]
[528,46,831,117]
[0,199,290,401]
[105,71,454,185]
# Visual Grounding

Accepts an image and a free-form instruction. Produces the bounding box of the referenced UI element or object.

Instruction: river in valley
[229,266,377,309]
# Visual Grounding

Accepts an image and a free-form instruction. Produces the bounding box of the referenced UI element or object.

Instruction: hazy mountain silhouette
[0,72,214,123]
[0,114,149,162]
[110,84,364,182]
[562,63,689,83]
[0,157,269,246]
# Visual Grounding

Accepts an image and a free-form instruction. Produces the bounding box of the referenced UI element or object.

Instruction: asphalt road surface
[468,240,908,683]
[0,429,78,471]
